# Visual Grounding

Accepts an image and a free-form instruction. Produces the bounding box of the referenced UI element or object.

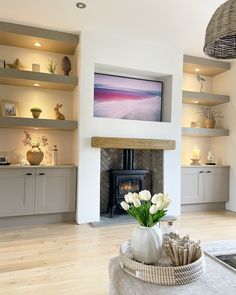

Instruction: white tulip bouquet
[120,190,171,227]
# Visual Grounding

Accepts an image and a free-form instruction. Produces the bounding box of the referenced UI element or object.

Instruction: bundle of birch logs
[164,233,202,266]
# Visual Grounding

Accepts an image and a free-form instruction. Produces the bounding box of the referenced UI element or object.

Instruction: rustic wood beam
[91,137,176,150]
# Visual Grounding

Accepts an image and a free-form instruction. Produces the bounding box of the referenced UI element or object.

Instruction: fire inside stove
[119,179,141,195]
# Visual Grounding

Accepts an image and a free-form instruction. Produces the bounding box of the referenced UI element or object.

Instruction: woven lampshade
[204,0,236,59]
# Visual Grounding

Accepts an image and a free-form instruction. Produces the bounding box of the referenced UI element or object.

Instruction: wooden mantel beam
[91,137,176,150]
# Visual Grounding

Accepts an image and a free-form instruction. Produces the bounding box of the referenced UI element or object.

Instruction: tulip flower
[155,200,164,210]
[120,201,130,211]
[149,204,158,214]
[133,198,141,208]
[151,193,163,204]
[162,193,171,208]
[124,192,133,203]
[139,190,151,201]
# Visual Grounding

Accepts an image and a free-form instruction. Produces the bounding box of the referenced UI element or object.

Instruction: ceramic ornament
[61,56,71,76]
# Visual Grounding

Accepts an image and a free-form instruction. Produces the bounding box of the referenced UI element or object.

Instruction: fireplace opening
[108,149,150,217]
[100,148,163,217]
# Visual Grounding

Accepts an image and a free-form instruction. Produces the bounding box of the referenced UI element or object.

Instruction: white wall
[77,32,183,224]
[212,61,236,211]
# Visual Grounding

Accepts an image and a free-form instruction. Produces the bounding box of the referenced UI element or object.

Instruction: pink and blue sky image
[94,73,162,122]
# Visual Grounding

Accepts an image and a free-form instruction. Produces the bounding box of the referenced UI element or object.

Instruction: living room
[0,0,236,294]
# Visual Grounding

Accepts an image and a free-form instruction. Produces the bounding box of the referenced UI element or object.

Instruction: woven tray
[119,240,206,286]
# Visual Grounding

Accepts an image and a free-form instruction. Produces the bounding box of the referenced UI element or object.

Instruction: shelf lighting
[34,42,41,47]
[34,83,40,87]
[195,68,200,72]
[193,101,199,104]
[76,2,86,9]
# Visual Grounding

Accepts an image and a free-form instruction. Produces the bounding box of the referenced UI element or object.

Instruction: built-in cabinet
[181,166,229,205]
[0,167,76,218]
[0,168,35,217]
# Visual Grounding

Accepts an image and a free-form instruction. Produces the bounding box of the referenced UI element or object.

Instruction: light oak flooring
[0,210,236,295]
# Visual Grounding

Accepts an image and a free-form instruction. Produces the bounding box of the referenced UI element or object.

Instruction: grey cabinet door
[35,168,76,214]
[205,168,229,202]
[0,169,35,217]
[181,168,205,204]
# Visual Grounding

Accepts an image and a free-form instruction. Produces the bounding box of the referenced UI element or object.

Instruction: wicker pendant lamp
[204,0,236,59]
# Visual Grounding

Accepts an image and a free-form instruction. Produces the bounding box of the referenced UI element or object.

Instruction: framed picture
[94,73,163,122]
[0,59,6,68]
[0,99,19,117]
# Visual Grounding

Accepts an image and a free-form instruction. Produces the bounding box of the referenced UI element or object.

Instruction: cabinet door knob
[206,171,212,173]
[199,171,204,173]
[39,173,45,176]
[26,173,32,176]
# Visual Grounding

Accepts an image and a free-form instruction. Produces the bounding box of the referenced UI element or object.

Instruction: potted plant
[199,105,223,128]
[120,190,171,264]
[30,107,42,119]
[23,131,48,165]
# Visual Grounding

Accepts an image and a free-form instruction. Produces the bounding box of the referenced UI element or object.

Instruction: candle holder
[190,158,201,165]
[190,147,201,166]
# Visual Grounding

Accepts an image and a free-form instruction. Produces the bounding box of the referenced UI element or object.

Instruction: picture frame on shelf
[0,99,19,117]
[0,59,6,68]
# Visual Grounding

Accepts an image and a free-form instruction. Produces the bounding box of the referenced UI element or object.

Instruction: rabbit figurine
[54,104,65,120]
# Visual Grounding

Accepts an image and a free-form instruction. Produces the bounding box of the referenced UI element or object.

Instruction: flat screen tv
[94,73,163,122]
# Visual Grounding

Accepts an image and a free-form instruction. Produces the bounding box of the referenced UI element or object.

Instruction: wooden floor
[0,211,236,295]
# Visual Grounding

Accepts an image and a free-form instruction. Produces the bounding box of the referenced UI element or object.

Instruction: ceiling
[0,0,226,58]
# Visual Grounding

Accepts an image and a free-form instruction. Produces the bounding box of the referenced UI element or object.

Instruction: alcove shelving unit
[182,55,230,138]
[0,21,79,131]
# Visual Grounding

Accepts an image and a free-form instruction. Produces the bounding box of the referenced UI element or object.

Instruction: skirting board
[181,202,225,213]
[0,212,75,228]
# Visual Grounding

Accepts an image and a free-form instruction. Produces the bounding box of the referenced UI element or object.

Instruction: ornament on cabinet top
[23,131,48,166]
[51,144,58,165]
[54,104,65,120]
[206,151,216,166]
[7,58,26,70]
[61,56,71,76]
[46,60,57,74]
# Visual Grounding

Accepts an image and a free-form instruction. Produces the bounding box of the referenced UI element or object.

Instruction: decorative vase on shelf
[61,56,71,76]
[26,146,44,165]
[204,118,216,128]
[132,223,163,264]
[31,110,42,119]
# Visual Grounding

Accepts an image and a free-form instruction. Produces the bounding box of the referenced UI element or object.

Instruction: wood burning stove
[108,149,150,217]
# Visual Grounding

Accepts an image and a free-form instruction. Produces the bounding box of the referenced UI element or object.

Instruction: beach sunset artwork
[94,73,163,122]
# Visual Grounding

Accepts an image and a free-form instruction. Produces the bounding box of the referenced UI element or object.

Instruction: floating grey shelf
[0,117,78,131]
[0,21,79,54]
[183,55,230,77]
[182,127,229,137]
[0,68,78,91]
[182,90,230,106]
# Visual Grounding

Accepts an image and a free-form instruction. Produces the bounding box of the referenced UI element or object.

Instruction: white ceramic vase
[132,223,163,264]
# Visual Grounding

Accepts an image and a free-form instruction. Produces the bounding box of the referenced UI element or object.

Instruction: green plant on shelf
[30,107,42,112]
[46,60,57,74]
